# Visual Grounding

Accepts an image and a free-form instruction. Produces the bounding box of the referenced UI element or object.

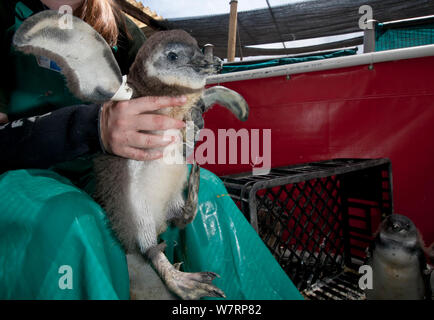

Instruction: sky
[140,0,307,19]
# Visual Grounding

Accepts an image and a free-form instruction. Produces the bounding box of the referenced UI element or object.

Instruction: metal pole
[203,44,215,63]
[363,19,377,53]
[227,0,238,62]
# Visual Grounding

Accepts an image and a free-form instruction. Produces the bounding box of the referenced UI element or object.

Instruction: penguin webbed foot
[165,269,226,300]
[147,242,225,300]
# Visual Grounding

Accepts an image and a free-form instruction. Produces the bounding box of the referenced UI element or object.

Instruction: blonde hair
[75,0,125,47]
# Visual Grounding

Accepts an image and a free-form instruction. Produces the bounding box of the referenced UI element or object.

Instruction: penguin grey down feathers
[366,214,432,300]
[13,10,249,300]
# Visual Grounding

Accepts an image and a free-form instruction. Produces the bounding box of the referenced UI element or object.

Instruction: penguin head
[129,30,218,93]
[379,214,419,247]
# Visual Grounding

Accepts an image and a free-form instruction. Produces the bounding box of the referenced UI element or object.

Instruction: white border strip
[207,44,434,84]
[382,15,434,26]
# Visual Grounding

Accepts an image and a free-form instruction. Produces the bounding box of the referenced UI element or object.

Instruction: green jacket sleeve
[115,16,147,75]
[0,1,17,113]
[0,4,147,171]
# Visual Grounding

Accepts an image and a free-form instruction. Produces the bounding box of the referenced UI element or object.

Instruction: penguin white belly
[369,250,425,300]
[126,155,188,236]
[93,148,187,253]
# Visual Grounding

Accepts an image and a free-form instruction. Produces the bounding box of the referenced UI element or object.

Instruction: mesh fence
[376,23,434,51]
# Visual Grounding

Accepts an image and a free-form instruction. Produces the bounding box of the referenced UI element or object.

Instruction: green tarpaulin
[0,167,303,300]
[221,49,357,74]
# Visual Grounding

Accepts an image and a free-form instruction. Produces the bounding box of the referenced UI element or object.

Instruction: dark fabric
[0,104,102,173]
[115,16,147,75]
[0,1,19,113]
[163,0,434,59]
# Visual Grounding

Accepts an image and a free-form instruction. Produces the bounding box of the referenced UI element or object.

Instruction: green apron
[0,2,303,300]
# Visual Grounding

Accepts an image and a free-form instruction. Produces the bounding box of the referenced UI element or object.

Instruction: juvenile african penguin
[366,214,432,300]
[13,10,249,300]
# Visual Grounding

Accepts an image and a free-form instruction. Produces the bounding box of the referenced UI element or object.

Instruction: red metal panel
[200,56,434,244]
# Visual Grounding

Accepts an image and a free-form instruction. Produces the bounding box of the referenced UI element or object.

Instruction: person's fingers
[127,132,175,149]
[99,99,185,160]
[128,96,187,114]
[122,147,163,162]
[133,114,185,131]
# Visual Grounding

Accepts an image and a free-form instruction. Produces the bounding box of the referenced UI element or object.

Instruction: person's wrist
[98,102,111,154]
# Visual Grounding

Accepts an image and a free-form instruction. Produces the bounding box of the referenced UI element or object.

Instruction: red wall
[201,56,434,245]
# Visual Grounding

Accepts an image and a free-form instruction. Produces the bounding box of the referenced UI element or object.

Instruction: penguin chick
[366,214,431,300]
[13,11,249,300]
[93,30,231,300]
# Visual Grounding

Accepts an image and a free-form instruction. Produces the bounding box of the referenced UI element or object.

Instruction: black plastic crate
[221,158,393,300]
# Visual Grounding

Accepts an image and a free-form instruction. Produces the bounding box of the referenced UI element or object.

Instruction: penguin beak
[212,56,223,73]
[190,47,223,75]
[203,44,223,73]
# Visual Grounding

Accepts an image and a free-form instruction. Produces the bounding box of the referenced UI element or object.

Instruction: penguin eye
[167,52,178,61]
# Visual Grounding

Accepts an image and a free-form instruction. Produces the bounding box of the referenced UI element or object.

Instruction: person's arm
[0,104,102,172]
[0,96,188,173]
[0,9,187,173]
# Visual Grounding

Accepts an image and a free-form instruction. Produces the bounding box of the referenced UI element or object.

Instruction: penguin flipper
[201,86,249,121]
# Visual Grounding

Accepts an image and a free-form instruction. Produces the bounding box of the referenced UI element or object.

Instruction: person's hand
[99,96,187,161]
[0,113,8,124]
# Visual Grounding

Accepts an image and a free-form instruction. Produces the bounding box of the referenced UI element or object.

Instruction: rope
[237,20,244,61]
[265,0,287,49]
